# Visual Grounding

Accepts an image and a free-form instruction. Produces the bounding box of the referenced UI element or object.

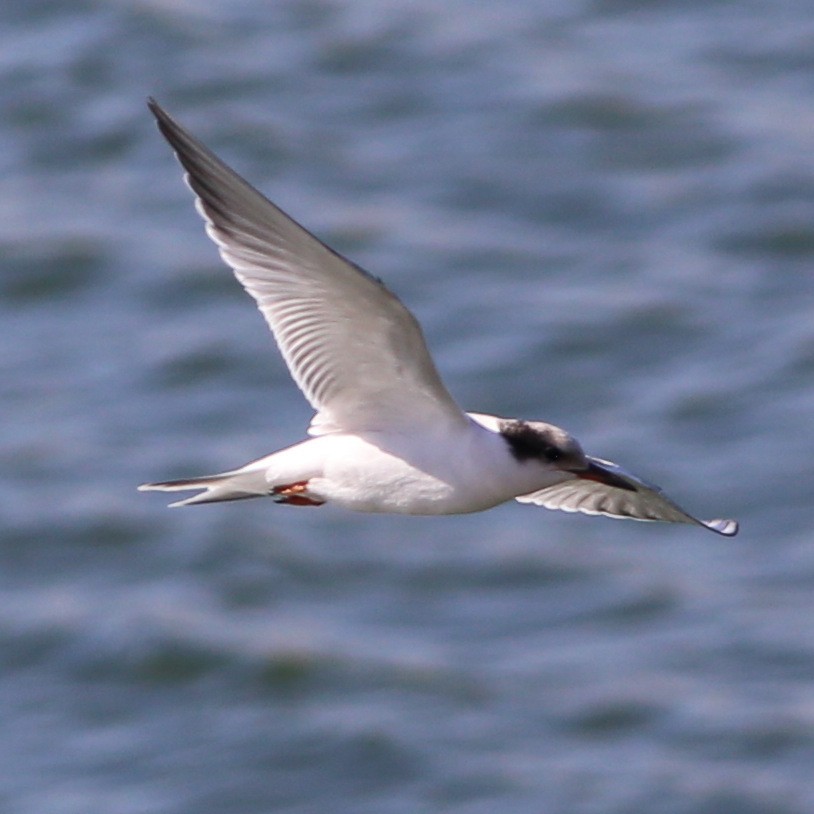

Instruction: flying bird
[139,99,738,537]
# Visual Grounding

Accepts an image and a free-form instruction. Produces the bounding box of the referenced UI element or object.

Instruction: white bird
[139,99,738,537]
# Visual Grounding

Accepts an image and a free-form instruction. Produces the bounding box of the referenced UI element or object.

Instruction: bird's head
[499,419,585,467]
[498,419,634,489]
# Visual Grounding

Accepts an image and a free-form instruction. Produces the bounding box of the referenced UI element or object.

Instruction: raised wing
[516,456,738,536]
[148,99,467,435]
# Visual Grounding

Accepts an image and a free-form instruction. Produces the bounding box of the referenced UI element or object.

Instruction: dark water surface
[2,1,814,812]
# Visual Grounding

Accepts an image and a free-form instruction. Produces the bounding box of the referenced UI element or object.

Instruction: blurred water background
[2,1,814,812]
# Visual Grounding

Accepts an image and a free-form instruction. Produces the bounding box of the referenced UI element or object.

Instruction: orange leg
[271,480,325,507]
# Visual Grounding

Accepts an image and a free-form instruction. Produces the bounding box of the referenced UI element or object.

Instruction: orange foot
[271,480,325,507]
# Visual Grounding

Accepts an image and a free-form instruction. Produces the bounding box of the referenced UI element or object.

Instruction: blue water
[2,1,814,812]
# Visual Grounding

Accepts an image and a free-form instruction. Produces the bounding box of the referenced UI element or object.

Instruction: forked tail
[138,470,269,507]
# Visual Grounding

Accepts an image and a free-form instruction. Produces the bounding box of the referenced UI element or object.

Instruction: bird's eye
[543,446,563,462]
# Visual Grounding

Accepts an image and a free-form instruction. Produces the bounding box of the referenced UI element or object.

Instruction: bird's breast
[310,424,564,515]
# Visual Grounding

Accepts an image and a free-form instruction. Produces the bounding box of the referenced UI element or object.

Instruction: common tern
[139,100,738,537]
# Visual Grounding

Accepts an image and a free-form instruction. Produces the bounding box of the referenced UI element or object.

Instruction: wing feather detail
[517,457,738,536]
[148,99,467,435]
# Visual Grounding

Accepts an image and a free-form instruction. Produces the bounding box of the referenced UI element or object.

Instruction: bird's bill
[573,459,637,492]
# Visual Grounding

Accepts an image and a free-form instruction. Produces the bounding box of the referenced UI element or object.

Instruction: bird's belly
[310,435,512,515]
[314,462,486,515]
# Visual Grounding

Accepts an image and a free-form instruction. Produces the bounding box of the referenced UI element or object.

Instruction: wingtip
[703,518,739,537]
[147,97,172,128]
